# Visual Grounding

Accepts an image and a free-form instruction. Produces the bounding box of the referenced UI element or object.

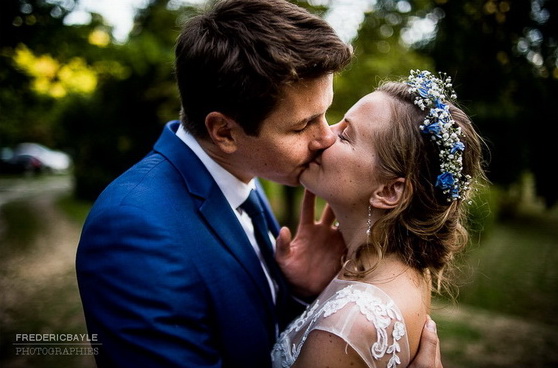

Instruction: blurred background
[1,0,557,367]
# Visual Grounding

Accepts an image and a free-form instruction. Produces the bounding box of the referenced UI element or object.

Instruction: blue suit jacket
[76,121,302,367]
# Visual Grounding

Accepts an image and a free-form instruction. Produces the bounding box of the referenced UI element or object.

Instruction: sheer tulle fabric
[272,279,410,368]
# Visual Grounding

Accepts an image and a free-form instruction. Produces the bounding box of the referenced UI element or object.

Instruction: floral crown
[407,69,471,201]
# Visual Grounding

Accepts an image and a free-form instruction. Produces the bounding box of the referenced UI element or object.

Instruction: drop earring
[366,205,372,238]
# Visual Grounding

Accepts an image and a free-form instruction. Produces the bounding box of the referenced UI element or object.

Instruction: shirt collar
[176,125,255,209]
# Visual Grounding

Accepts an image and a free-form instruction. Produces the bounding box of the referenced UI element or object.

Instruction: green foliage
[57,0,185,200]
[1,0,186,200]
[426,0,558,207]
[0,0,105,148]
[329,2,434,123]
[1,0,557,208]
[466,184,500,242]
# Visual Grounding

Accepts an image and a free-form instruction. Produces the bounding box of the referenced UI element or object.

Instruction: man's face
[233,74,336,186]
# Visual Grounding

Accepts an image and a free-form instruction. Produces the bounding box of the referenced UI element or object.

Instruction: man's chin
[263,174,301,188]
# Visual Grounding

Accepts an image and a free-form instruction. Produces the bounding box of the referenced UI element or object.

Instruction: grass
[457,212,558,325]
[1,179,558,367]
[0,200,44,253]
[56,194,93,224]
[431,203,558,367]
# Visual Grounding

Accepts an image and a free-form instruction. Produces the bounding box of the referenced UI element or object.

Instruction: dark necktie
[240,190,278,276]
[240,190,290,334]
[240,190,275,271]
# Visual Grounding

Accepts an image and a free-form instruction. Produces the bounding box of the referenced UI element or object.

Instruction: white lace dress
[271,278,410,368]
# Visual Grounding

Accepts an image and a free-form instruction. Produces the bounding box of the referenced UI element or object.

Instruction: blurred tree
[0,0,192,200]
[3,0,556,209]
[60,0,194,200]
[0,0,82,147]
[426,0,558,207]
[328,0,435,123]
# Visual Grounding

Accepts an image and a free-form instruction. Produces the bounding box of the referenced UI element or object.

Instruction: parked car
[1,143,72,174]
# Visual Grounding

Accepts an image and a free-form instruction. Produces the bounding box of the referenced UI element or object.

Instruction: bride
[272,70,487,368]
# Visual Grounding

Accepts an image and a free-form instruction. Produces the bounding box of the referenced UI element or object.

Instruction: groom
[76,0,441,367]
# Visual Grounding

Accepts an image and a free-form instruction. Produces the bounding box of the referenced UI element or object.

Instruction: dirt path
[433,302,558,367]
[0,177,96,368]
[1,176,78,312]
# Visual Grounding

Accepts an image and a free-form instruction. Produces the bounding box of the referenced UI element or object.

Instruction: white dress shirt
[176,125,278,303]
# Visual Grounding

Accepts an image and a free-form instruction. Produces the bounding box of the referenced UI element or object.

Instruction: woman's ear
[205,112,241,154]
[370,178,406,209]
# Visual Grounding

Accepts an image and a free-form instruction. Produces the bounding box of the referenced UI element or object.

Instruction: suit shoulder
[93,153,185,208]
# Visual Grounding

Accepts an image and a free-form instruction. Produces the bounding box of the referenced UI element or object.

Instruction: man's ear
[205,112,240,154]
[370,178,406,209]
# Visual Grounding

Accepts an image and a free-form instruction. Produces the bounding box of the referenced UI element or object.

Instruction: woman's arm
[291,330,368,368]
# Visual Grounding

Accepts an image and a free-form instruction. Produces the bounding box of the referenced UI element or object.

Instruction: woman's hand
[409,316,443,368]
[275,190,346,298]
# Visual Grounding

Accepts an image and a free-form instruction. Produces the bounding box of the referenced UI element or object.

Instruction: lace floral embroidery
[272,283,407,368]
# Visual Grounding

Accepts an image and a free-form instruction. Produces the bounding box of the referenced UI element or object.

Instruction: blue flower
[421,122,442,137]
[451,141,465,153]
[451,187,461,199]
[418,78,433,97]
[418,86,429,97]
[435,99,446,109]
[436,172,455,190]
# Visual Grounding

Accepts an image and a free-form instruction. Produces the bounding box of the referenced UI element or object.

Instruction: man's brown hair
[175,0,352,139]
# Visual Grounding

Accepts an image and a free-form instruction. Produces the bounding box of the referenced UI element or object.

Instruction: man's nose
[309,120,336,151]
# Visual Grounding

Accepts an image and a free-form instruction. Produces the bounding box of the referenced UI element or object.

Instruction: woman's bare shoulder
[374,267,430,359]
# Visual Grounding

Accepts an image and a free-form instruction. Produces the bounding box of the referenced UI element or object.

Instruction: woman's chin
[299,171,317,193]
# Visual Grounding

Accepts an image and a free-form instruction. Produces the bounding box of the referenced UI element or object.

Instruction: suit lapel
[154,121,277,314]
[198,191,276,308]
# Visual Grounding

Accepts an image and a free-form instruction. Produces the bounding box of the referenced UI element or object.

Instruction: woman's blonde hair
[343,80,487,296]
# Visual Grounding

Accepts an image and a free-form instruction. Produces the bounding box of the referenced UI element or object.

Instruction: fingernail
[426,318,437,333]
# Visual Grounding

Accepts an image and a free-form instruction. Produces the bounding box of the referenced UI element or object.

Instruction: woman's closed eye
[338,131,350,142]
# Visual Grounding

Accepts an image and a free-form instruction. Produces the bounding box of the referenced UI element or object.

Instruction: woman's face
[300,91,393,209]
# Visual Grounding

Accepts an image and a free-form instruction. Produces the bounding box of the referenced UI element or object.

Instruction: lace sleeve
[272,280,411,368]
[311,282,411,368]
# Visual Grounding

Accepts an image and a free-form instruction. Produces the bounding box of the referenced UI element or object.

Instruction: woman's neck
[334,205,410,283]
[334,204,380,257]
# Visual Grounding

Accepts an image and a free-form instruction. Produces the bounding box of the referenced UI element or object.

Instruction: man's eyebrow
[291,112,322,127]
[291,99,333,126]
